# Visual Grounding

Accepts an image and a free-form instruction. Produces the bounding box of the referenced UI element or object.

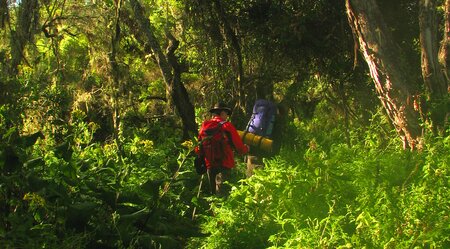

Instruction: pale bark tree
[439,0,450,79]
[438,0,450,128]
[419,0,449,135]
[346,0,422,149]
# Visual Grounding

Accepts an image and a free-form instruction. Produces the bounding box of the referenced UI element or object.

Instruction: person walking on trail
[196,102,249,196]
[245,100,287,177]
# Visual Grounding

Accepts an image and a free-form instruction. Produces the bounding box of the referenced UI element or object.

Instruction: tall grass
[188,114,449,248]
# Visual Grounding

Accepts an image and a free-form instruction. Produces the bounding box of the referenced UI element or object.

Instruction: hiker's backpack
[246,99,277,138]
[199,120,227,167]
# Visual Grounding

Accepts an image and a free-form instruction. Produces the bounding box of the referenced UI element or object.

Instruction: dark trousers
[207,166,231,196]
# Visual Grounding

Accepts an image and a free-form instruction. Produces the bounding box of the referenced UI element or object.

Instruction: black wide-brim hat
[209,102,232,115]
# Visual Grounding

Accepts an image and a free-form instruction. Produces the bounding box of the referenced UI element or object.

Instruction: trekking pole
[191,174,204,221]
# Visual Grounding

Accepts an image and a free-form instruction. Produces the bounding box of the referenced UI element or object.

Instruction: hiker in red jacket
[196,102,249,196]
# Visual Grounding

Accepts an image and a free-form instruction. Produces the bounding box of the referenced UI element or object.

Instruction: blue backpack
[246,99,277,138]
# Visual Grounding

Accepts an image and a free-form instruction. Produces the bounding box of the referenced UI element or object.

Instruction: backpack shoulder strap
[219,121,237,149]
[200,120,227,138]
[218,120,227,127]
[245,113,254,131]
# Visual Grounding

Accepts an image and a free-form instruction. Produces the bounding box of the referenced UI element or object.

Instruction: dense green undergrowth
[1,105,449,248]
[1,108,202,248]
[188,119,450,249]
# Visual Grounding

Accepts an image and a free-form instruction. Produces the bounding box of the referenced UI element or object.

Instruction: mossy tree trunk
[129,0,197,139]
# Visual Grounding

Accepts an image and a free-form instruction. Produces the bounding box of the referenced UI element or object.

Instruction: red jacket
[196,116,249,169]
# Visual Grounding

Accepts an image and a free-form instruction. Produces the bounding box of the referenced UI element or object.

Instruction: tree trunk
[129,0,173,86]
[0,0,9,28]
[439,0,450,80]
[109,0,122,152]
[166,32,198,139]
[129,0,197,139]
[10,0,39,74]
[346,0,422,150]
[419,0,449,135]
